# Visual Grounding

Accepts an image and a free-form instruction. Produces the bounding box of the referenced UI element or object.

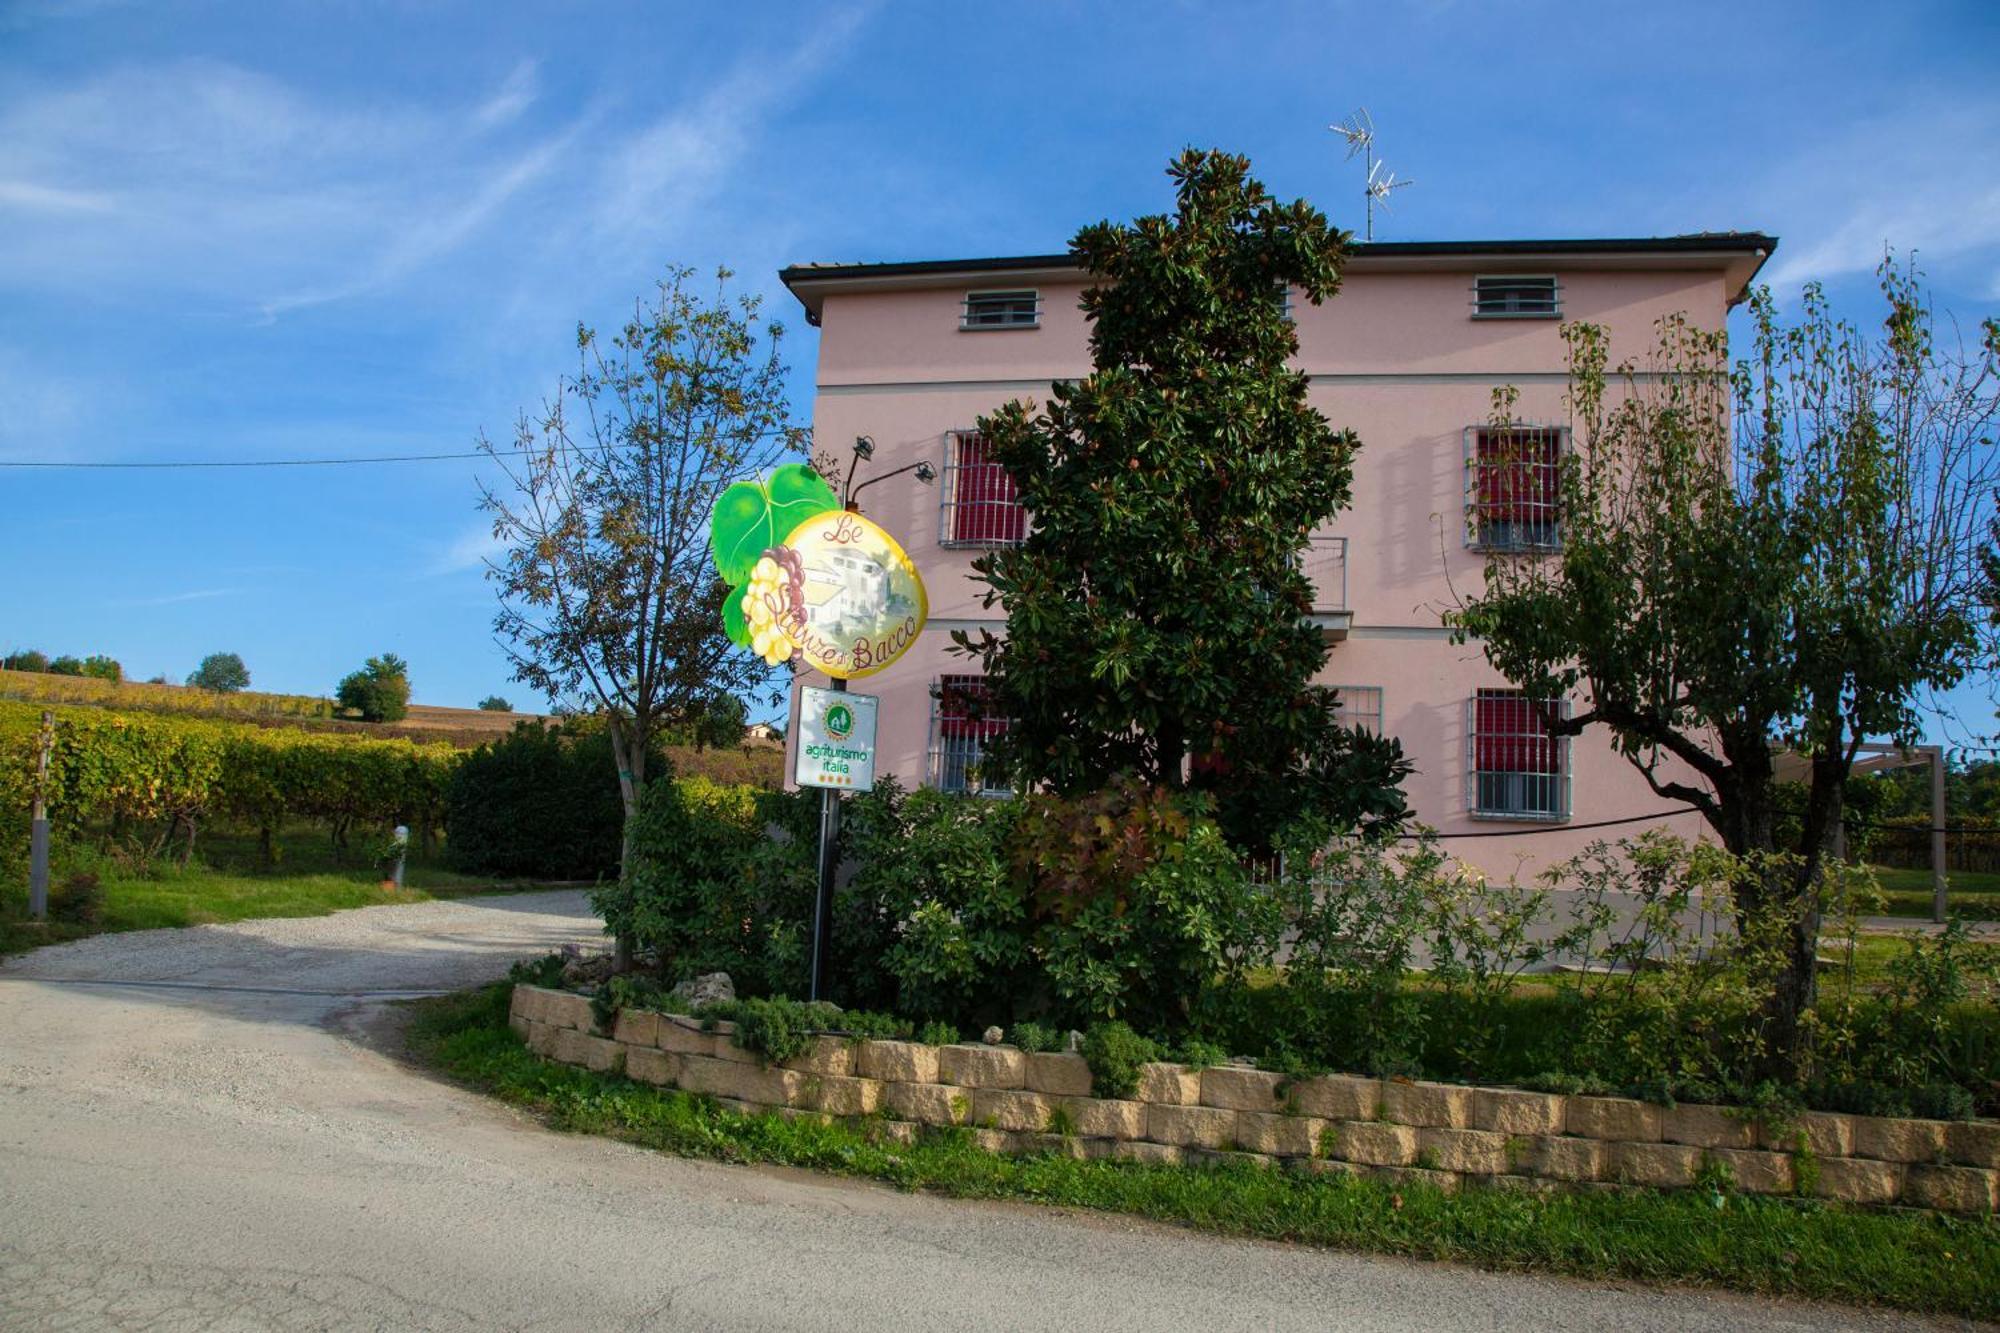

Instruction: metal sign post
[795,683,877,1003]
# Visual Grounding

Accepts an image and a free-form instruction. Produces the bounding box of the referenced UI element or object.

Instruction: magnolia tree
[1449,259,2000,1079]
[481,267,805,967]
[954,150,1412,849]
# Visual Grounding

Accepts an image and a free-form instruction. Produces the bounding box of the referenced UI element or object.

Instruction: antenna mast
[1329,108,1414,241]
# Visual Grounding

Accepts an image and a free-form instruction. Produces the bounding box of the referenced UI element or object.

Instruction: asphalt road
[0,893,1977,1332]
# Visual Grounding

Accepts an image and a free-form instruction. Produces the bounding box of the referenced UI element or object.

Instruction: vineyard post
[28,710,52,919]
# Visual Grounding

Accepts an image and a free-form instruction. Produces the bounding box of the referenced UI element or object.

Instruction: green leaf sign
[710,464,840,586]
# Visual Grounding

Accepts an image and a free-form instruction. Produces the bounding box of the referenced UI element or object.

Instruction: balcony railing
[1297,534,1350,641]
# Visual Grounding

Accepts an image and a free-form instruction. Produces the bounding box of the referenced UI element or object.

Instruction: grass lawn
[0,823,584,957]
[1865,865,2000,921]
[405,984,2000,1320]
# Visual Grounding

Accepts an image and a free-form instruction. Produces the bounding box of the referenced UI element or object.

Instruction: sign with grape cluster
[709,464,928,680]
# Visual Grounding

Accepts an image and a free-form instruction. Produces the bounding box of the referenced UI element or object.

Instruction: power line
[1408,806,1992,841]
[0,449,504,470]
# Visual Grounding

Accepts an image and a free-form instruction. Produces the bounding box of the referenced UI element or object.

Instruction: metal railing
[1301,534,1348,612]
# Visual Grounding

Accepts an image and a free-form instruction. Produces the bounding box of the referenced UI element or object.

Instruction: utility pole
[28,710,52,919]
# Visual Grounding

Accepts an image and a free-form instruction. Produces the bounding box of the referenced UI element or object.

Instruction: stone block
[1186,1148,1276,1171]
[1418,1127,1510,1175]
[1135,1062,1200,1105]
[857,1039,939,1084]
[1850,1115,1948,1164]
[509,986,542,1023]
[1948,1120,2000,1169]
[1661,1103,1758,1150]
[971,1088,1053,1133]
[1114,1140,1184,1166]
[970,1128,1023,1155]
[1482,1174,1560,1196]
[1330,1120,1418,1167]
[655,1017,719,1057]
[610,1008,659,1048]
[523,1020,557,1056]
[938,1044,1026,1089]
[1566,1096,1661,1142]
[675,1054,799,1105]
[704,1023,760,1065]
[624,1047,680,1087]
[1146,1104,1238,1150]
[1234,1112,1324,1159]
[1710,1148,1793,1195]
[796,1075,883,1117]
[1379,1080,1470,1129]
[1291,1074,1378,1122]
[1472,1089,1564,1136]
[1060,1097,1145,1140]
[1902,1164,1996,1213]
[884,1081,967,1127]
[1519,1136,1604,1182]
[1200,1066,1283,1114]
[508,1012,531,1040]
[1024,1052,1093,1097]
[1606,1141,1701,1189]
[865,1120,920,1147]
[1288,1157,1363,1179]
[541,989,595,1031]
[780,1036,853,1078]
[1813,1156,1904,1204]
[1372,1166,1461,1194]
[1762,1111,1853,1158]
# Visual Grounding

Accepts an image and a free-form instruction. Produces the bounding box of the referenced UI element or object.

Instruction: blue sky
[1,0,1996,731]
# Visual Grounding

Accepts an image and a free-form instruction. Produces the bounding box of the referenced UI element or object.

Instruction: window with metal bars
[1468,690,1569,820]
[1467,426,1563,552]
[960,289,1041,330]
[1331,685,1383,736]
[940,431,1027,548]
[928,674,1011,796]
[1472,275,1561,318]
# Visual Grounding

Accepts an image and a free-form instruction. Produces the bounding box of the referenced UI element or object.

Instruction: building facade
[776,235,1775,882]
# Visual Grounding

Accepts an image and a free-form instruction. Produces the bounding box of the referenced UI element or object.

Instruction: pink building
[776,235,1776,882]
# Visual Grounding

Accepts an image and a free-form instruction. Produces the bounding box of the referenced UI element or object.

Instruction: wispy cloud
[0,178,114,213]
[122,587,241,607]
[427,523,504,578]
[474,59,539,130]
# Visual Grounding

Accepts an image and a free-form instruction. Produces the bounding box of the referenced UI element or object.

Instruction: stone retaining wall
[509,985,1999,1212]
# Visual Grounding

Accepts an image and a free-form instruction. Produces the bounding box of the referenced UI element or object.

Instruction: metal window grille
[1274,282,1293,321]
[1467,690,1570,820]
[1331,685,1383,736]
[1465,425,1563,552]
[939,431,1028,548]
[1472,275,1561,318]
[1299,534,1348,610]
[960,289,1041,330]
[928,674,1011,796]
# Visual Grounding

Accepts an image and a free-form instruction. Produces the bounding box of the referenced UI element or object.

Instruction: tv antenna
[1330,108,1414,241]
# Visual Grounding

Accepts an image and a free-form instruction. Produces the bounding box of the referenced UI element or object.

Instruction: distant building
[775,234,1776,880]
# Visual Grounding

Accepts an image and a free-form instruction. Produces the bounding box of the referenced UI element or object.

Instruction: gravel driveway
[0,893,1969,1331]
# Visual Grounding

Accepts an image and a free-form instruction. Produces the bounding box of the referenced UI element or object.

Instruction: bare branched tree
[479,266,807,967]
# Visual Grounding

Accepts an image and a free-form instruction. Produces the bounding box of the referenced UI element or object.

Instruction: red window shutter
[938,674,1007,741]
[1476,692,1558,775]
[1476,430,1558,523]
[953,434,1026,545]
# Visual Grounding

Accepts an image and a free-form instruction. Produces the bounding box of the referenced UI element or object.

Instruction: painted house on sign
[775,234,1776,880]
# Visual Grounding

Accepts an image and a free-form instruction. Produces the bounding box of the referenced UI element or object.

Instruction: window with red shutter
[1469,427,1562,551]
[1469,689,1568,819]
[942,432,1027,547]
[930,674,1011,795]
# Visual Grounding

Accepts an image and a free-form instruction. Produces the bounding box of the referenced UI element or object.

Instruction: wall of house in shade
[514,986,1998,1213]
[775,242,1775,883]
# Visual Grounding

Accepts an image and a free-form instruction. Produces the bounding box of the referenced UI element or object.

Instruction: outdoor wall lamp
[845,453,937,510]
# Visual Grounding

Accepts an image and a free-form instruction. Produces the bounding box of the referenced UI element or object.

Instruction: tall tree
[481,266,805,967]
[954,149,1411,847]
[186,652,250,693]
[337,652,412,722]
[1449,259,1999,1079]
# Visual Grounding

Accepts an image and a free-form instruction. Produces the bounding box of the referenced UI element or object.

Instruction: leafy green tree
[953,149,1411,848]
[3,649,48,673]
[47,655,83,676]
[480,266,805,970]
[80,655,122,684]
[1448,260,1999,1080]
[337,653,412,723]
[476,695,512,712]
[187,652,250,693]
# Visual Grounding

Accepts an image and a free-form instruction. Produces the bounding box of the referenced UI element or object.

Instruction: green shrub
[443,721,627,880]
[1080,1020,1162,1099]
[1011,1021,1061,1053]
[917,1020,960,1046]
[1020,779,1274,1033]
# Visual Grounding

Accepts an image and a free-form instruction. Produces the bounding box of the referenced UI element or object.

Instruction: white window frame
[1464,424,1566,553]
[1466,690,1571,822]
[1471,274,1562,319]
[927,675,1011,797]
[1330,685,1384,736]
[960,289,1041,331]
[938,430,1028,550]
